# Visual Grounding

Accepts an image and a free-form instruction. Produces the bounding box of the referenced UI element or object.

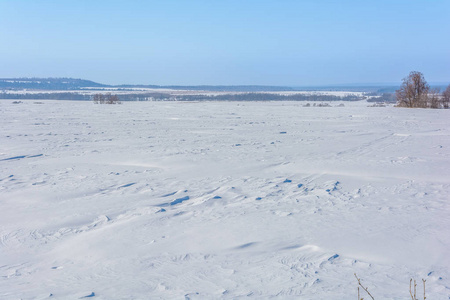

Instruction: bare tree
[93,93,103,104]
[105,93,113,104]
[105,93,120,104]
[93,93,120,104]
[111,94,120,104]
[395,71,430,108]
[442,84,450,109]
[98,93,105,104]
[428,88,441,108]
[429,88,441,109]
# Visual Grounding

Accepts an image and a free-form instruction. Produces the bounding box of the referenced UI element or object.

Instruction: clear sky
[1,0,449,86]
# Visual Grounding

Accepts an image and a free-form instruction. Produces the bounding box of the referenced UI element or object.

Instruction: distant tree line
[96,92,364,102]
[169,93,364,102]
[367,93,396,103]
[117,92,173,101]
[396,71,450,109]
[1,91,365,102]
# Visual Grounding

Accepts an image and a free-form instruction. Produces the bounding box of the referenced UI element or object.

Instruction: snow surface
[1,100,449,299]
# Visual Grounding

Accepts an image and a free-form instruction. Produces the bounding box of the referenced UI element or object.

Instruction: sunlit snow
[1,100,449,299]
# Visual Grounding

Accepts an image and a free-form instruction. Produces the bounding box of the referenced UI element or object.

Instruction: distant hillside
[0,77,296,92]
[0,78,107,90]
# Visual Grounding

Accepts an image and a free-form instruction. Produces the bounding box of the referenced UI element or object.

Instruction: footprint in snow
[78,292,95,298]
[235,242,258,250]
[171,196,190,205]
[185,292,199,299]
[118,182,136,188]
[157,196,190,207]
[323,180,340,193]
[328,254,339,262]
[32,181,46,186]
[161,191,177,197]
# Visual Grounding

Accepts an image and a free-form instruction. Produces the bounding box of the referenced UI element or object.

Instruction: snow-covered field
[1,100,449,299]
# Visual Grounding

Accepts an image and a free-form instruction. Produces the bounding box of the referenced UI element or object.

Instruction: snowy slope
[0,100,449,299]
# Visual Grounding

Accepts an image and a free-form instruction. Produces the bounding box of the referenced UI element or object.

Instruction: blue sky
[1,0,449,86]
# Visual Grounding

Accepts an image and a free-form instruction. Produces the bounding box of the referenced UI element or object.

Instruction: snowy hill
[0,78,106,90]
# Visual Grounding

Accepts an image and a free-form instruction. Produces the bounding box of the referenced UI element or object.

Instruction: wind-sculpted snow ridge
[0,100,449,299]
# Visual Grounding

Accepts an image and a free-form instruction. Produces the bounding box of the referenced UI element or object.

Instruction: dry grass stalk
[354,273,375,300]
[410,279,415,300]
[355,275,426,299]
[410,278,426,300]
[422,279,426,300]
